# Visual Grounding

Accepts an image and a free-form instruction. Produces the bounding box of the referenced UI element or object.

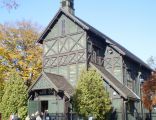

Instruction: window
[93,46,100,56]
[126,70,133,90]
[69,64,77,86]
[61,19,65,35]
[114,67,122,81]
[88,42,92,53]
[59,66,68,79]
[78,63,85,78]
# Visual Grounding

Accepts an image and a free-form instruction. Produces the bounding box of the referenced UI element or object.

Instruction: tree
[0,0,18,10]
[0,21,42,87]
[142,71,156,119]
[0,47,11,102]
[147,56,156,70]
[0,70,28,120]
[0,21,42,113]
[73,69,111,120]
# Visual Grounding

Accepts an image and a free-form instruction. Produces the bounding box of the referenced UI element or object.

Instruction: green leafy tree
[0,70,28,120]
[73,69,112,120]
[0,47,10,102]
[0,63,7,102]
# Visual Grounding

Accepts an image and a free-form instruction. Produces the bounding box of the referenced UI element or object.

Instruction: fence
[126,112,156,120]
[48,113,66,120]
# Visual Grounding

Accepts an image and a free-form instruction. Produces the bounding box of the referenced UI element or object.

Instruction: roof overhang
[90,62,140,101]
[28,72,74,98]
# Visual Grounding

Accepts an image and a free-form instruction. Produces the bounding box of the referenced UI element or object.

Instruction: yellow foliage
[0,21,42,86]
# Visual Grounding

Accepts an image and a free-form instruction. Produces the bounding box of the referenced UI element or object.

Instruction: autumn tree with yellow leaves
[0,21,42,87]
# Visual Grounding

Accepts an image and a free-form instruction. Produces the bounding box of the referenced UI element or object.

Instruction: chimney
[61,0,75,15]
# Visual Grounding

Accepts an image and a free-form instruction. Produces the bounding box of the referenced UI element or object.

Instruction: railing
[126,112,156,120]
[140,113,156,120]
[47,112,156,120]
[48,113,66,120]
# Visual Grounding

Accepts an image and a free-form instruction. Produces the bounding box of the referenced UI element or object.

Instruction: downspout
[123,100,128,120]
[138,71,144,119]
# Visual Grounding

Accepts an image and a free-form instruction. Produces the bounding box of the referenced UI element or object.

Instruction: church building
[28,0,152,120]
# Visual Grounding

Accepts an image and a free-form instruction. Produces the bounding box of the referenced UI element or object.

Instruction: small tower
[61,0,75,15]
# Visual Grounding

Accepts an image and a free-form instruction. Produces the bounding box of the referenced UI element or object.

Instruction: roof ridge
[37,8,152,71]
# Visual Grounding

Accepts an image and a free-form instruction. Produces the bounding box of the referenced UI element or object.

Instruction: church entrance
[41,101,48,113]
[28,72,74,120]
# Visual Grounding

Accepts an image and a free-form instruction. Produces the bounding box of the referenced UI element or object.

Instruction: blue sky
[0,0,156,63]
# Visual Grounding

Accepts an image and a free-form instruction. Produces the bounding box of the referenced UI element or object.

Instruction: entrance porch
[28,72,74,120]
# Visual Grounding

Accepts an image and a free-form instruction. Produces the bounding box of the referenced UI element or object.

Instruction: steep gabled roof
[75,17,152,71]
[37,8,152,71]
[28,72,74,98]
[45,72,74,97]
[90,63,140,101]
[37,8,89,44]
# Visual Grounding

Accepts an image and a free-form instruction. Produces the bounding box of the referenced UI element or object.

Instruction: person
[145,114,151,120]
[25,115,30,120]
[43,110,47,120]
[88,116,93,120]
[30,114,36,120]
[45,113,51,120]
[10,113,15,120]
[35,111,42,120]
[40,112,43,119]
[9,114,12,120]
[13,113,19,120]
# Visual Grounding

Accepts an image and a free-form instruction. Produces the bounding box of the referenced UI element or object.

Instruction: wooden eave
[28,72,74,98]
[90,62,140,101]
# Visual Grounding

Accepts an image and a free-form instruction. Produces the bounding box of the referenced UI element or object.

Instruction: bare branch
[0,0,19,10]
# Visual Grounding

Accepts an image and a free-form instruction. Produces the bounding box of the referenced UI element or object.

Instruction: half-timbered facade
[28,0,152,119]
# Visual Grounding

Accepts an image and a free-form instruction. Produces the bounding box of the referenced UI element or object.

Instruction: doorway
[41,101,48,113]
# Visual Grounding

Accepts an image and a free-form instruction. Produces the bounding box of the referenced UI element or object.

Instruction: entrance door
[41,101,48,113]
[28,100,41,116]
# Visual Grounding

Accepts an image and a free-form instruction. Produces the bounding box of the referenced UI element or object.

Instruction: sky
[0,0,156,63]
